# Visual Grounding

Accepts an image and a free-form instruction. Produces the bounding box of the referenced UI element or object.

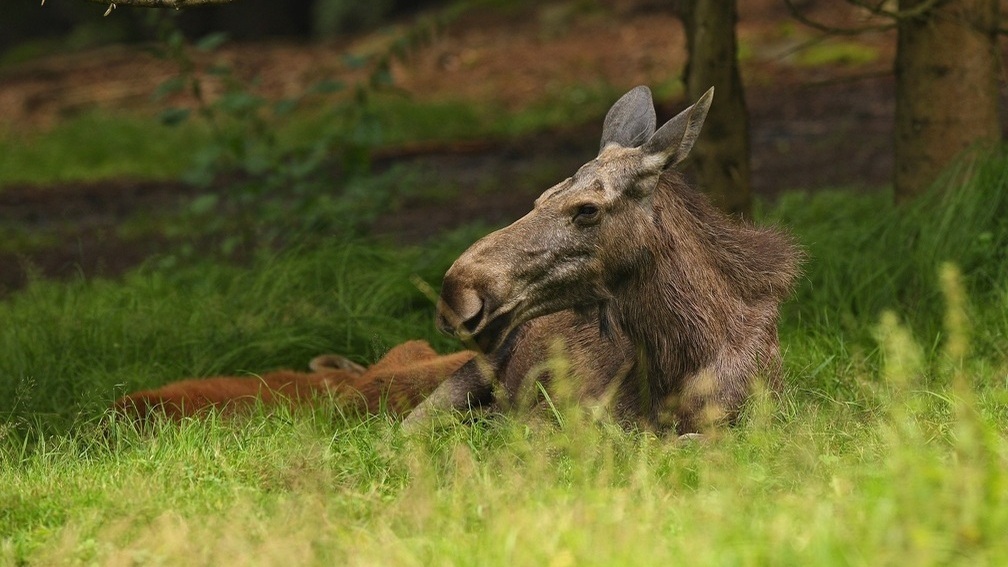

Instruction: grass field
[2,148,1007,564]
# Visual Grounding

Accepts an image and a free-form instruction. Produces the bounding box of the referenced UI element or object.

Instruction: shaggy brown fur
[113,341,475,424]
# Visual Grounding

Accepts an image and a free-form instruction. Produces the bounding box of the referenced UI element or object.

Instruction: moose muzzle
[436,264,518,354]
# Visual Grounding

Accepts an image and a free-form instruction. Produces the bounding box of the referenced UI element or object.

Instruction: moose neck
[610,173,753,393]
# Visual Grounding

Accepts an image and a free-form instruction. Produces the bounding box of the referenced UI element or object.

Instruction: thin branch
[847,0,944,21]
[773,33,837,61]
[782,0,895,35]
[83,0,236,7]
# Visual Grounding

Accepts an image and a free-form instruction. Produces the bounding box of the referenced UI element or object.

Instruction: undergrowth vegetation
[0,92,617,188]
[2,149,1007,564]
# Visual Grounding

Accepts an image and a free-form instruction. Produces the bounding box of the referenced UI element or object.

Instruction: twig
[782,0,894,35]
[83,0,236,8]
[847,0,943,21]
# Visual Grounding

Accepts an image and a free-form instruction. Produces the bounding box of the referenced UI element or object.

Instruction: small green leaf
[153,77,185,101]
[342,53,367,69]
[217,92,263,114]
[189,194,219,215]
[372,67,394,87]
[309,79,346,95]
[196,32,229,52]
[158,107,191,126]
[220,235,241,256]
[207,63,233,77]
[241,151,272,176]
[273,99,299,116]
[167,30,185,51]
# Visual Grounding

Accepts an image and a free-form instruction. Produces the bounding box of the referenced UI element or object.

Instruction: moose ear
[598,85,657,153]
[641,87,714,170]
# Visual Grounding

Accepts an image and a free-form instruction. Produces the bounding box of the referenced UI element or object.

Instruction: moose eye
[573,204,600,225]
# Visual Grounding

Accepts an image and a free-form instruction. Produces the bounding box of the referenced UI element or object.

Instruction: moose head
[437,86,714,352]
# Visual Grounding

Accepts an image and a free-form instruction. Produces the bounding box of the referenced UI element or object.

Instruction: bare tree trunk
[676,0,752,217]
[894,0,1001,202]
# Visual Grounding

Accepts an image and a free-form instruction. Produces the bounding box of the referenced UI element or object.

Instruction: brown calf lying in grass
[112,341,475,424]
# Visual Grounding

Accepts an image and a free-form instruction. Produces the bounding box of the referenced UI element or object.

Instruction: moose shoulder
[405,85,802,435]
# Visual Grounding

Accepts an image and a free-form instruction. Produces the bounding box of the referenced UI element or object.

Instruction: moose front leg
[401,356,496,434]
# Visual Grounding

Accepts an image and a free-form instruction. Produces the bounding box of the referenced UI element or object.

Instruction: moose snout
[436,237,517,348]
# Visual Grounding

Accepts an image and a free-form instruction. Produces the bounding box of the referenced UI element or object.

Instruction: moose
[114,85,801,435]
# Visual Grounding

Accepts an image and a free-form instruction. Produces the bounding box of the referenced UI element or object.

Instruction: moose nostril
[438,286,486,335]
[461,299,485,334]
[455,287,484,330]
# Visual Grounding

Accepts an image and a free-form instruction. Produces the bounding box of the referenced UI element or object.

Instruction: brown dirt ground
[0,0,994,295]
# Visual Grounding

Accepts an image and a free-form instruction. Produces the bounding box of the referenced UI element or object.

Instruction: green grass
[0,87,628,188]
[2,151,1007,565]
[0,113,211,186]
[3,379,1005,564]
[795,39,880,67]
[0,234,482,431]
